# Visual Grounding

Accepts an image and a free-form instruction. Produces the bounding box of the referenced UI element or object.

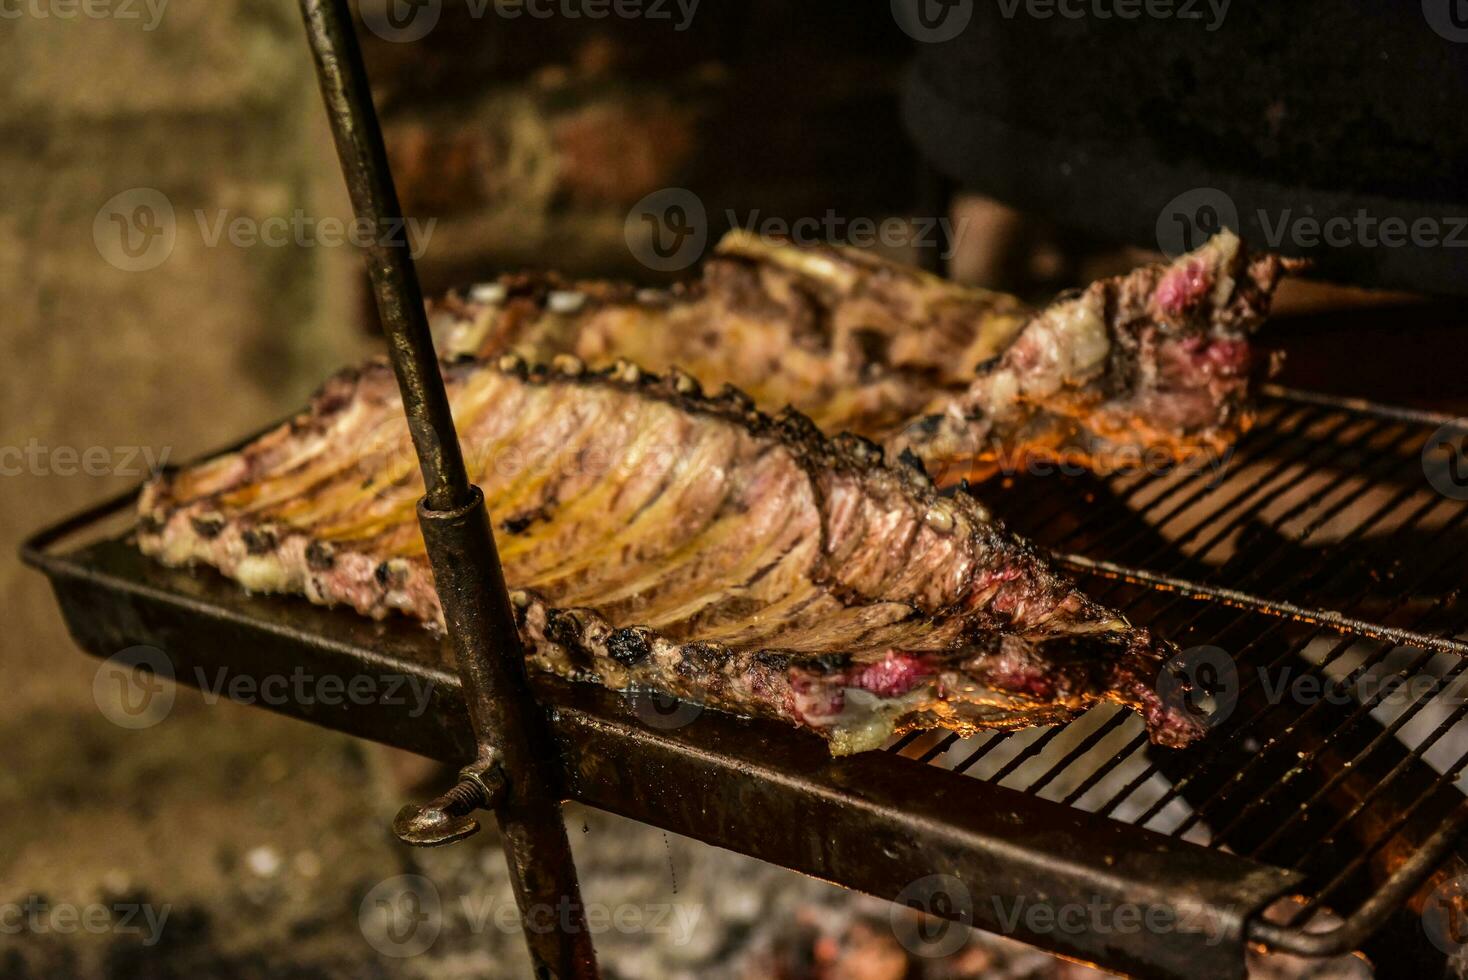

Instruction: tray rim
[24,482,1306,980]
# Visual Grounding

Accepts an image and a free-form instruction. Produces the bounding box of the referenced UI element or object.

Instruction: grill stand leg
[295,2,598,976]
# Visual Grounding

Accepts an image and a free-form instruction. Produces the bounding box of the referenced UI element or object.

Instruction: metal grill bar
[991,725,1067,785]
[1062,557,1468,657]
[1217,650,1467,848]
[1296,759,1468,923]
[997,402,1319,559]
[950,731,1007,774]
[916,732,961,764]
[1276,682,1468,868]
[1067,429,1460,825]
[1152,505,1468,837]
[1082,411,1364,564]
[895,387,1468,960]
[998,410,1421,821]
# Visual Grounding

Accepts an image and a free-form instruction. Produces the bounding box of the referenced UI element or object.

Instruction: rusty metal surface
[25,380,1468,977]
[26,510,1303,980]
[297,0,468,513]
[295,1,597,973]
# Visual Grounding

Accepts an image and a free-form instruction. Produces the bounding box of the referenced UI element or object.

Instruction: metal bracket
[393,754,508,847]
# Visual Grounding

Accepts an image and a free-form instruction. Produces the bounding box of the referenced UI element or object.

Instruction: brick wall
[356,0,923,288]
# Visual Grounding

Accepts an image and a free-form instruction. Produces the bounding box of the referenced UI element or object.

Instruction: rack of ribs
[138,358,1206,754]
[434,230,1293,483]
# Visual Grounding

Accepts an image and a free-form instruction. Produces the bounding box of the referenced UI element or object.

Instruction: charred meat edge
[435,231,1295,482]
[138,359,1207,754]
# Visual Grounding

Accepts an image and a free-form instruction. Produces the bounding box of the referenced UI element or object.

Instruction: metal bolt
[393,759,507,847]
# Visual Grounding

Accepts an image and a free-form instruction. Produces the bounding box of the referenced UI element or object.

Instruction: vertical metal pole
[295,2,598,976]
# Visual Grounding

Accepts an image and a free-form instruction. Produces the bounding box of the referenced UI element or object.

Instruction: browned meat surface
[892,232,1296,480]
[137,359,1204,754]
[434,231,1292,483]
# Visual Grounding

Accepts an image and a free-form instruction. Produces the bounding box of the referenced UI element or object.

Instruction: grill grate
[892,386,1468,942]
[24,385,1468,974]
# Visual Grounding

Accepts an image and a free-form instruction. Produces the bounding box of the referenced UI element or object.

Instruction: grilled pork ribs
[138,359,1206,753]
[435,230,1292,483]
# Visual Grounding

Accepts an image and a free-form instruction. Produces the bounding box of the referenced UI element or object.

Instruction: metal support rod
[297,0,467,513]
[296,2,598,976]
